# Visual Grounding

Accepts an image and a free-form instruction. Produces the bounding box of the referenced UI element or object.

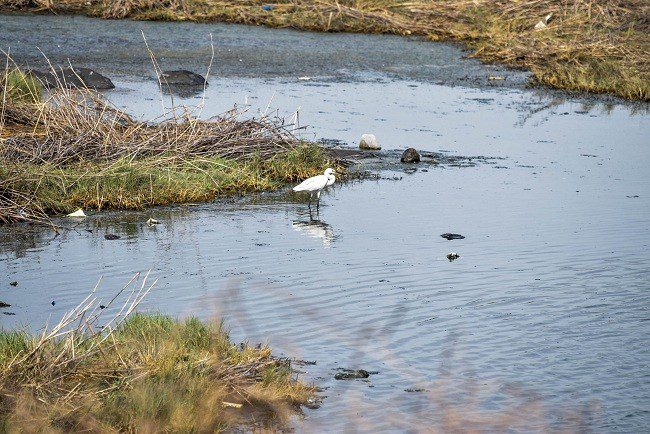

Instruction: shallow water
[2,13,650,433]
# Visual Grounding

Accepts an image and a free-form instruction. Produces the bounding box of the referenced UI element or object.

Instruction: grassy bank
[0,276,313,431]
[0,1,648,100]
[0,70,332,225]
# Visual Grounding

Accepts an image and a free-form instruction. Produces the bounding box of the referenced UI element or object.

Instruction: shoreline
[0,1,647,101]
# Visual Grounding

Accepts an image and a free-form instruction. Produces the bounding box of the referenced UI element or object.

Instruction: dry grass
[0,273,313,431]
[0,0,647,99]
[0,64,332,226]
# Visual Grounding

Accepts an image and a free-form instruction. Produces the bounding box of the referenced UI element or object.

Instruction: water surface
[1,13,649,433]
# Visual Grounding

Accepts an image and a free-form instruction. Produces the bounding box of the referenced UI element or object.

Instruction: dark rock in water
[51,301,56,306]
[0,301,11,308]
[401,147,421,163]
[104,233,120,240]
[334,368,377,380]
[441,233,465,240]
[159,70,206,86]
[30,67,115,90]
[9,281,17,287]
[446,252,460,261]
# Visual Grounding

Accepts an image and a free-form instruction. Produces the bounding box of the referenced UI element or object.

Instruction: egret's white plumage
[293,168,336,210]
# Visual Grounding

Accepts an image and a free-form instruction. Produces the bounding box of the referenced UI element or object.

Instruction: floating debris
[405,388,429,393]
[67,209,86,217]
[2,312,16,316]
[51,301,56,306]
[104,234,121,240]
[9,281,17,287]
[534,13,553,30]
[488,76,505,81]
[447,252,460,261]
[441,233,465,240]
[146,218,160,226]
[298,76,311,81]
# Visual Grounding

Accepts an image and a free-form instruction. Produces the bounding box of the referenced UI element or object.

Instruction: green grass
[1,69,42,104]
[0,313,313,431]
[1,144,331,216]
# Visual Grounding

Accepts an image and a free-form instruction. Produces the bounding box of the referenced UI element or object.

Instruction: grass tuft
[0,72,335,225]
[0,276,314,431]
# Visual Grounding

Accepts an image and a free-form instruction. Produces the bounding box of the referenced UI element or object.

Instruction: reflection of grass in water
[2,0,647,100]
[0,274,313,431]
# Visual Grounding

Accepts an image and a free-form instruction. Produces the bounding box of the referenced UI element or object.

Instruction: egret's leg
[307,193,312,210]
[316,190,321,211]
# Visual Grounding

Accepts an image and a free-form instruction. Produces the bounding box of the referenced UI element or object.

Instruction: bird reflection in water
[292,219,335,248]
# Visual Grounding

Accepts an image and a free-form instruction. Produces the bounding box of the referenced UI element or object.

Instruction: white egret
[293,168,336,211]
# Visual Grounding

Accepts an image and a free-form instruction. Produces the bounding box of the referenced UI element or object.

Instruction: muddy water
[2,14,650,433]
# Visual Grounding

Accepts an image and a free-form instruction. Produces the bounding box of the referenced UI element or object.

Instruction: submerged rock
[334,368,377,380]
[30,67,115,90]
[401,148,421,163]
[441,233,465,240]
[359,134,380,150]
[104,233,121,240]
[159,70,206,86]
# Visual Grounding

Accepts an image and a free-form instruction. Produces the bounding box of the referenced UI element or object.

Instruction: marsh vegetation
[1,0,647,100]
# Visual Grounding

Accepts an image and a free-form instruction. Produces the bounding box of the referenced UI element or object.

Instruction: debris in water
[2,312,15,316]
[104,234,121,240]
[401,147,421,163]
[298,76,311,81]
[534,13,553,30]
[334,368,377,380]
[9,281,17,287]
[447,252,460,261]
[359,133,381,150]
[405,388,429,393]
[261,4,274,11]
[67,209,86,217]
[626,195,639,198]
[0,301,11,308]
[304,397,321,409]
[100,305,106,309]
[51,301,56,306]
[441,233,465,240]
[488,76,505,81]
[146,218,160,226]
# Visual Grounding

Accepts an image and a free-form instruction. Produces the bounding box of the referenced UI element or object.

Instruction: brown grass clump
[0,64,332,226]
[0,273,314,431]
[0,0,647,100]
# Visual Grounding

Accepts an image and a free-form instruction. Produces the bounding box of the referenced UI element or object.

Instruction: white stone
[359,134,380,150]
[67,209,86,217]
